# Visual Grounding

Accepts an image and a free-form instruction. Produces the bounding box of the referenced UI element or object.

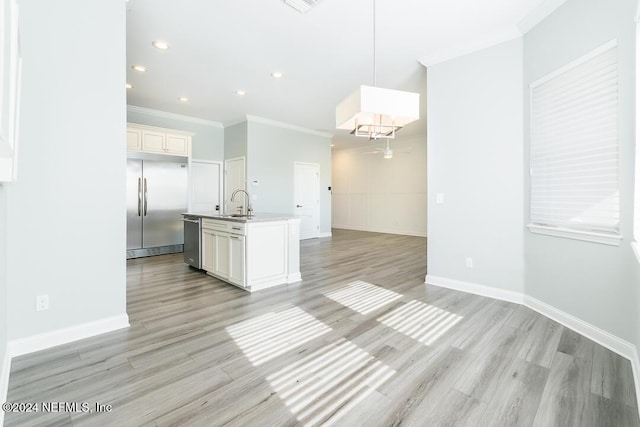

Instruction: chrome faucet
[231,189,252,216]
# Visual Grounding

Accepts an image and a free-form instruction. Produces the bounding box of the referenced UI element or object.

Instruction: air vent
[283,0,321,13]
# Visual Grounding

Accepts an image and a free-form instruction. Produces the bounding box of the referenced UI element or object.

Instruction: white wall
[426,0,639,358]
[0,185,8,410]
[5,0,127,339]
[426,38,525,294]
[332,136,427,237]
[523,0,637,343]
[246,119,332,236]
[127,107,224,161]
[224,121,247,161]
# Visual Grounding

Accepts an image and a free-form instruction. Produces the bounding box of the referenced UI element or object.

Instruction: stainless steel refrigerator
[126,153,188,259]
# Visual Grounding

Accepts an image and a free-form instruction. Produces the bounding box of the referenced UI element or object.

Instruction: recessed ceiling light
[152,40,169,50]
[178,96,188,102]
[126,83,133,89]
[131,65,148,72]
[236,90,246,96]
[330,144,335,147]
[271,71,283,79]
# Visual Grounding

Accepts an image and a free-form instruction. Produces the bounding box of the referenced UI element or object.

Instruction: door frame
[294,161,321,239]
[224,156,246,214]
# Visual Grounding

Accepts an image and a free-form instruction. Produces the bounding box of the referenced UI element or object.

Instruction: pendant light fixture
[383,139,393,159]
[335,0,419,140]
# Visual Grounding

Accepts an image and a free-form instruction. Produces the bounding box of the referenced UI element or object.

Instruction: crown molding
[127,105,224,128]
[223,117,248,128]
[245,115,333,138]
[517,0,569,34]
[418,28,521,67]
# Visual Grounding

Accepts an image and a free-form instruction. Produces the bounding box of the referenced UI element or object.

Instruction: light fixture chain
[373,0,376,87]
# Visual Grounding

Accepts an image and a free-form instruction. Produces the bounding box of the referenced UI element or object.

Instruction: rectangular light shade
[335,85,420,131]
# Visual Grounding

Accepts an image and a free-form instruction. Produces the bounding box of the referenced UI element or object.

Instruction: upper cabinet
[126,128,142,151]
[127,124,192,157]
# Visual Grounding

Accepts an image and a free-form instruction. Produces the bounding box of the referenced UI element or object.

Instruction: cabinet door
[141,130,166,153]
[202,229,216,273]
[127,129,142,151]
[214,232,230,278]
[166,134,189,156]
[229,235,245,286]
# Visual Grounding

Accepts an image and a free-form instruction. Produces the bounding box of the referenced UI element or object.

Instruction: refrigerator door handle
[137,178,142,216]
[143,178,148,216]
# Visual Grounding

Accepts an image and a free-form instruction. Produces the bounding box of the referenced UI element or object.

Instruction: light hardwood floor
[5,229,640,426]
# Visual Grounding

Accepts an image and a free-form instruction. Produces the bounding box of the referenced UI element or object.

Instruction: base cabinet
[229,235,246,286]
[213,233,230,278]
[201,229,216,272]
[200,218,300,291]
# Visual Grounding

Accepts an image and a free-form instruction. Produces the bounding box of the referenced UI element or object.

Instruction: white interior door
[225,157,246,214]
[189,160,222,213]
[295,162,320,240]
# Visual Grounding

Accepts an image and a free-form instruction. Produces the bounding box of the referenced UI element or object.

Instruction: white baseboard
[632,347,640,414]
[425,274,524,305]
[332,225,427,238]
[8,314,130,358]
[318,232,332,238]
[0,347,11,426]
[287,272,302,283]
[425,274,640,414]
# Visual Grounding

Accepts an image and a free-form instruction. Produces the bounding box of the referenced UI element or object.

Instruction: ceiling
[126,0,557,148]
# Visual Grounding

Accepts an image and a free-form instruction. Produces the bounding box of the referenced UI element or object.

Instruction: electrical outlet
[465,257,473,268]
[36,294,49,311]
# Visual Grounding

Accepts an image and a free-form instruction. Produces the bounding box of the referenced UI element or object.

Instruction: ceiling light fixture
[236,90,246,96]
[271,71,284,79]
[282,0,321,14]
[152,40,169,50]
[126,83,133,89]
[178,96,188,102]
[131,65,148,72]
[335,0,419,140]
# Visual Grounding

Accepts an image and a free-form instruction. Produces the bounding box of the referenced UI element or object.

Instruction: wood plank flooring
[5,229,639,426]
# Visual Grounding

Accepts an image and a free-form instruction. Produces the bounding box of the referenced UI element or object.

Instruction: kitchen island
[184,213,301,292]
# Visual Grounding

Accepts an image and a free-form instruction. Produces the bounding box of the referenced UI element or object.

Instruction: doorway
[224,156,246,215]
[294,162,320,240]
[189,160,222,213]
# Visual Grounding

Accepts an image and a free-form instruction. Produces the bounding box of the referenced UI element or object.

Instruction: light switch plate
[436,193,444,204]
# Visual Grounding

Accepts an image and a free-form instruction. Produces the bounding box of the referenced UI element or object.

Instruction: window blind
[530,42,619,235]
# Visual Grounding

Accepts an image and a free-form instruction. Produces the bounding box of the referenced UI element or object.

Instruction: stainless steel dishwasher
[182,215,202,269]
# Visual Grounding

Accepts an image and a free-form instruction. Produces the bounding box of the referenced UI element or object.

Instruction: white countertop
[183,212,300,223]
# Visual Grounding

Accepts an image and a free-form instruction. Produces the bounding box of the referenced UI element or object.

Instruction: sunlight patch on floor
[323,280,402,315]
[377,300,462,346]
[267,338,396,426]
[226,306,331,366]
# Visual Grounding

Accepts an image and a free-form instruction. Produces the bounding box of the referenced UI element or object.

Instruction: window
[529,40,622,246]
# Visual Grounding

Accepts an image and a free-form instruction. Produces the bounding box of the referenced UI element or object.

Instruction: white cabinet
[166,134,189,155]
[127,124,192,157]
[213,232,230,278]
[141,130,165,153]
[229,235,246,286]
[202,219,246,286]
[126,129,142,151]
[199,217,300,291]
[202,229,216,272]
